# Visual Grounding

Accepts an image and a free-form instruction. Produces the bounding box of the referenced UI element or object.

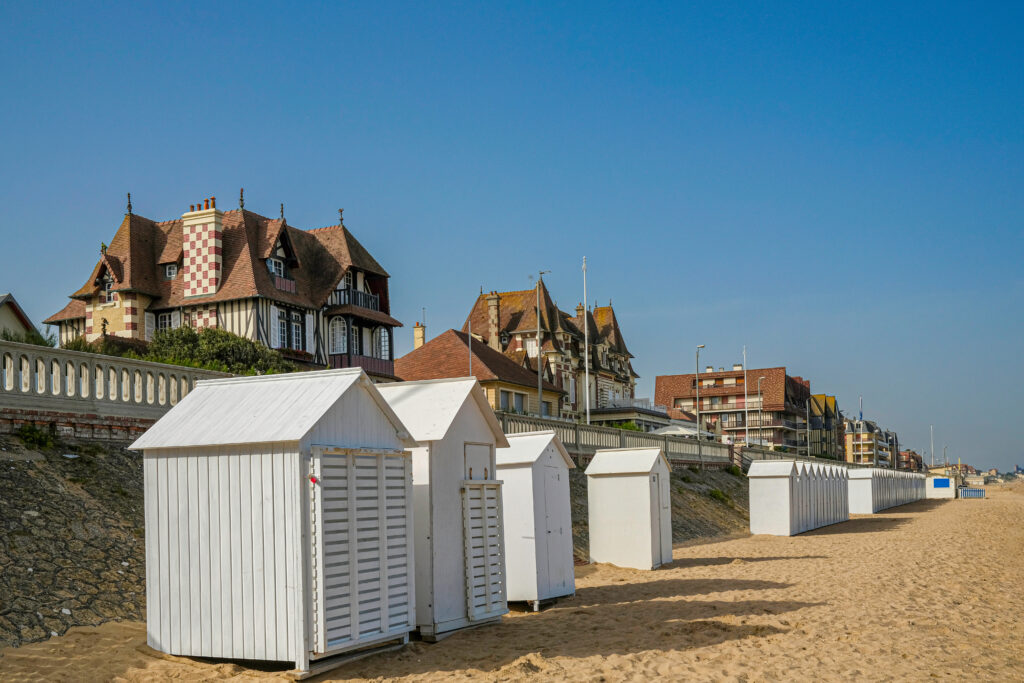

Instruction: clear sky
[2,2,1021,470]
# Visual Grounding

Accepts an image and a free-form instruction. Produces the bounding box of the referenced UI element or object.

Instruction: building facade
[44,197,401,381]
[843,418,898,467]
[460,280,637,419]
[808,394,844,459]
[655,365,812,454]
[0,293,35,339]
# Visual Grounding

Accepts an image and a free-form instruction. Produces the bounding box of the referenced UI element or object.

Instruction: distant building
[898,449,924,471]
[844,418,898,467]
[461,280,637,419]
[0,293,35,339]
[395,328,563,417]
[655,365,812,453]
[588,398,672,432]
[808,394,843,459]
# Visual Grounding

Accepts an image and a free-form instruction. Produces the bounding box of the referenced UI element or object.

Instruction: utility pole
[695,345,705,463]
[743,346,750,447]
[930,425,935,467]
[806,397,811,459]
[583,257,590,425]
[535,270,550,417]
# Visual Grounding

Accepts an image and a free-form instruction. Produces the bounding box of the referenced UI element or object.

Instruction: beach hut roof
[130,368,416,450]
[747,460,798,478]
[496,430,575,468]
[376,377,509,446]
[585,447,668,476]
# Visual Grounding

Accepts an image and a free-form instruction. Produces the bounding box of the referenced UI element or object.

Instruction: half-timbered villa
[44,194,402,381]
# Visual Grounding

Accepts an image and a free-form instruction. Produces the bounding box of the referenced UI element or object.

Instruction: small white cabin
[130,368,419,675]
[377,378,511,641]
[584,448,673,570]
[748,460,799,536]
[495,430,576,610]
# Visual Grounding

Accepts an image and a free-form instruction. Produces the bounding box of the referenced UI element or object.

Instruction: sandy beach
[2,482,1021,682]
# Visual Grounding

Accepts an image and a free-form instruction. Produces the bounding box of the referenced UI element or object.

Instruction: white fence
[748,460,849,536]
[495,411,734,467]
[848,468,925,514]
[0,339,229,421]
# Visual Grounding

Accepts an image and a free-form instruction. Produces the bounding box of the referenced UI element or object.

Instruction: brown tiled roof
[50,209,397,321]
[323,304,403,327]
[593,305,632,357]
[395,329,562,393]
[666,407,697,422]
[43,299,86,324]
[655,367,795,412]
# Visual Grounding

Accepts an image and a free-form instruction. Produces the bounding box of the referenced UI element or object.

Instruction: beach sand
[2,482,1021,682]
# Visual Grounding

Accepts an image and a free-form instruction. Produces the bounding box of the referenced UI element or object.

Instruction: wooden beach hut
[747,460,799,536]
[584,447,673,570]
[130,368,419,676]
[495,430,576,610]
[376,378,511,641]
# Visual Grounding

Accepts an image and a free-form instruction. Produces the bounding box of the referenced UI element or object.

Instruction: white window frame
[164,264,178,279]
[351,324,360,355]
[329,318,347,354]
[524,337,538,358]
[278,318,288,349]
[291,312,303,351]
[340,270,352,290]
[157,312,172,332]
[103,279,116,303]
[267,258,285,277]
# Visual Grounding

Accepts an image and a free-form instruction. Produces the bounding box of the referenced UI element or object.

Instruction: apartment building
[44,195,402,381]
[808,394,843,459]
[844,418,899,467]
[898,449,924,471]
[654,365,812,454]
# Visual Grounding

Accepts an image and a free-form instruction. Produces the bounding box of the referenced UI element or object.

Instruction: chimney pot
[211,196,216,209]
[189,205,195,212]
[204,198,210,210]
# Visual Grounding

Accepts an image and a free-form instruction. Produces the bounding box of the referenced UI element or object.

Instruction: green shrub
[727,464,743,477]
[146,327,295,375]
[17,424,54,450]
[1,327,56,347]
[708,488,730,504]
[615,421,644,432]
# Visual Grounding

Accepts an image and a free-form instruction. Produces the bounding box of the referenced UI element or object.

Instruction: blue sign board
[934,478,950,488]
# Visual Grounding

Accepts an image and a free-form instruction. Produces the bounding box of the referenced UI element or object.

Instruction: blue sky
[2,2,1021,470]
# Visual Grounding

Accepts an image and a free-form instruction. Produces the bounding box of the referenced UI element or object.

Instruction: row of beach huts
[130,369,674,676]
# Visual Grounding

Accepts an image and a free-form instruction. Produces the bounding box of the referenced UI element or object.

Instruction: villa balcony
[326,288,380,311]
[328,353,395,378]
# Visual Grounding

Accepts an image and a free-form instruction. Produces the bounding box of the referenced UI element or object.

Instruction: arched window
[329,318,347,354]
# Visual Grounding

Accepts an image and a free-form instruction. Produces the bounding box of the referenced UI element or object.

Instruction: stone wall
[0,433,145,648]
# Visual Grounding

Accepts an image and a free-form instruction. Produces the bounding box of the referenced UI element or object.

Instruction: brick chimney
[413,322,425,349]
[575,302,584,317]
[182,196,223,297]
[485,291,501,351]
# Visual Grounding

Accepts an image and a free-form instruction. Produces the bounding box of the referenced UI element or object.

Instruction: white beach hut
[495,430,576,610]
[584,448,673,570]
[376,378,511,641]
[748,460,798,536]
[130,369,419,676]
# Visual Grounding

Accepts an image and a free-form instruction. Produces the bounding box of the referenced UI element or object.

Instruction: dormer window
[339,270,352,290]
[164,264,178,280]
[267,258,285,277]
[102,277,116,303]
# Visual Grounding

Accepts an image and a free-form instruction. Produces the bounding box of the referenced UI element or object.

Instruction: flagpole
[583,256,590,425]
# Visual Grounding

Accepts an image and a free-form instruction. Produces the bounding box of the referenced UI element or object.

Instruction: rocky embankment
[0,433,145,649]
[569,464,750,561]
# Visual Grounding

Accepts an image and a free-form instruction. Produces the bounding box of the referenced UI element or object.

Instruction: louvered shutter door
[170,310,181,329]
[310,448,413,656]
[144,312,155,342]
[461,481,508,621]
[269,305,280,348]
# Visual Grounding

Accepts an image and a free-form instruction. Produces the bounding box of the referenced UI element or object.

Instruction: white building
[131,368,417,675]
[377,378,510,640]
[584,448,673,570]
[496,430,576,610]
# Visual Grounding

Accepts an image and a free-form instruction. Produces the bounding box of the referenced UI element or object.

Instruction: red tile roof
[395,329,562,393]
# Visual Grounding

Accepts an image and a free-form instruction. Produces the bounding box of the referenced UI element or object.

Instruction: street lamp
[535,270,551,417]
[757,376,766,448]
[695,345,705,463]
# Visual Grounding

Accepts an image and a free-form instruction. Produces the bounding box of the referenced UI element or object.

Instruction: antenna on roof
[126,193,132,215]
[239,188,245,209]
[338,208,344,227]
[280,203,284,220]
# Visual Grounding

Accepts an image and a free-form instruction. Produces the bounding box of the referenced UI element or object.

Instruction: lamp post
[695,345,705,463]
[757,376,766,448]
[583,257,590,425]
[535,270,550,417]
[742,345,750,447]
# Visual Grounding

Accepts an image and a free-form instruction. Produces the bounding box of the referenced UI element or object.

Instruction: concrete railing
[740,446,870,471]
[495,411,733,468]
[748,460,850,536]
[0,339,230,421]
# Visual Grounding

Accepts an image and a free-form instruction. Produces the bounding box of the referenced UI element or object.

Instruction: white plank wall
[143,444,301,663]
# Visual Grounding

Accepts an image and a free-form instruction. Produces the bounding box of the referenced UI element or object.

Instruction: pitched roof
[585,447,668,475]
[593,305,632,357]
[0,293,34,331]
[496,431,575,468]
[43,298,86,324]
[130,368,416,450]
[50,208,396,320]
[394,329,562,394]
[376,378,508,446]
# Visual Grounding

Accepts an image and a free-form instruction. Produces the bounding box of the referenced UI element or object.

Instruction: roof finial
[280,202,284,220]
[126,192,132,215]
[338,208,344,226]
[239,187,245,209]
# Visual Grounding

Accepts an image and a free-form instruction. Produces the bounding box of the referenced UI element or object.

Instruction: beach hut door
[543,465,571,596]
[651,473,664,565]
[461,480,507,622]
